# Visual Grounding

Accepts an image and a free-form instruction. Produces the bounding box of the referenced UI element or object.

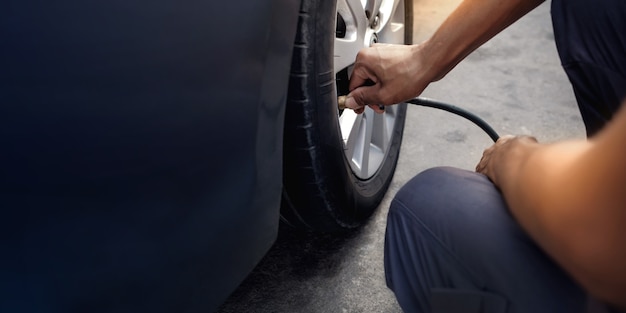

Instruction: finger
[345,85,380,109]
[475,153,486,172]
[348,69,370,92]
[348,61,374,90]
[369,104,385,114]
[520,135,538,143]
[476,161,492,179]
[475,147,492,173]
[495,134,516,145]
[344,95,361,110]
[475,159,487,174]
[348,51,378,92]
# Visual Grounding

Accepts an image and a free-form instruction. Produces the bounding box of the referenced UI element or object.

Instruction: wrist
[417,38,461,82]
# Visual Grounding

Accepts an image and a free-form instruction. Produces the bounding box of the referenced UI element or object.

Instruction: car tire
[281,0,413,231]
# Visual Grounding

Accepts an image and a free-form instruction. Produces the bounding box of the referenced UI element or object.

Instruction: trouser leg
[551,0,626,136]
[384,167,586,313]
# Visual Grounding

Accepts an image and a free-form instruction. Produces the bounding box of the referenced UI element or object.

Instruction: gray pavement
[218,1,585,312]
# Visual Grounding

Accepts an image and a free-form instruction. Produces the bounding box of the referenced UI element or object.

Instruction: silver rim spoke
[336,0,404,179]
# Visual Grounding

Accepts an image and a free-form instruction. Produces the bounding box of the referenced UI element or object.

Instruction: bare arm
[345,0,545,111]
[419,0,544,81]
[476,103,626,309]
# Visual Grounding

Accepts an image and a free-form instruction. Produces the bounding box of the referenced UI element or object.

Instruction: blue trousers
[384,0,626,311]
[551,0,626,136]
[385,167,587,312]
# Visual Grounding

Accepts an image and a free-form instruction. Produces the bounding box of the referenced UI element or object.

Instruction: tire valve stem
[337,96,347,110]
[337,95,385,111]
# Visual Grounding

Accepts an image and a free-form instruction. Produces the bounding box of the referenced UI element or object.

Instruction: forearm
[344,0,544,109]
[493,108,626,308]
[420,0,545,81]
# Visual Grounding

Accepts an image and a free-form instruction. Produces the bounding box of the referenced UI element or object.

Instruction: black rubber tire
[281,0,412,232]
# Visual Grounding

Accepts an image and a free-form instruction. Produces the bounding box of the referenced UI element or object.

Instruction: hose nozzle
[337,95,347,110]
[338,95,386,112]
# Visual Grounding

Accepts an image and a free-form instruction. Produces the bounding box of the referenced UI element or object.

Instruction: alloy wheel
[335,0,407,179]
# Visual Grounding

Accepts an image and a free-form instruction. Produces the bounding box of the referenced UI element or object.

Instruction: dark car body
[1,0,301,311]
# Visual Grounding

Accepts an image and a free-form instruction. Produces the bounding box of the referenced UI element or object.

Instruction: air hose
[338,96,500,142]
[406,97,500,142]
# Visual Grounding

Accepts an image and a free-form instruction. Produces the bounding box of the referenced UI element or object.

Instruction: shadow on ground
[218,224,365,312]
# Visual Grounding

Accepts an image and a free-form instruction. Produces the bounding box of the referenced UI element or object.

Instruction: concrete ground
[218,0,585,312]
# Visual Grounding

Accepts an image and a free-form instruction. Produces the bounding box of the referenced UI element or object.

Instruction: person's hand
[344,44,435,114]
[475,135,539,187]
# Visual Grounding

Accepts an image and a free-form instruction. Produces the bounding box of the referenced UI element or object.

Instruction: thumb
[345,85,380,110]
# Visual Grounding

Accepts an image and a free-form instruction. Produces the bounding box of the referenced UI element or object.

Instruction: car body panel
[0,0,300,311]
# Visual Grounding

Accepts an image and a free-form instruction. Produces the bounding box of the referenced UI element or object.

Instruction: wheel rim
[335,0,406,179]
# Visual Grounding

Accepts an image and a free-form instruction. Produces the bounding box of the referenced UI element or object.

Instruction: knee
[387,166,505,242]
[390,166,473,219]
[393,166,449,202]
